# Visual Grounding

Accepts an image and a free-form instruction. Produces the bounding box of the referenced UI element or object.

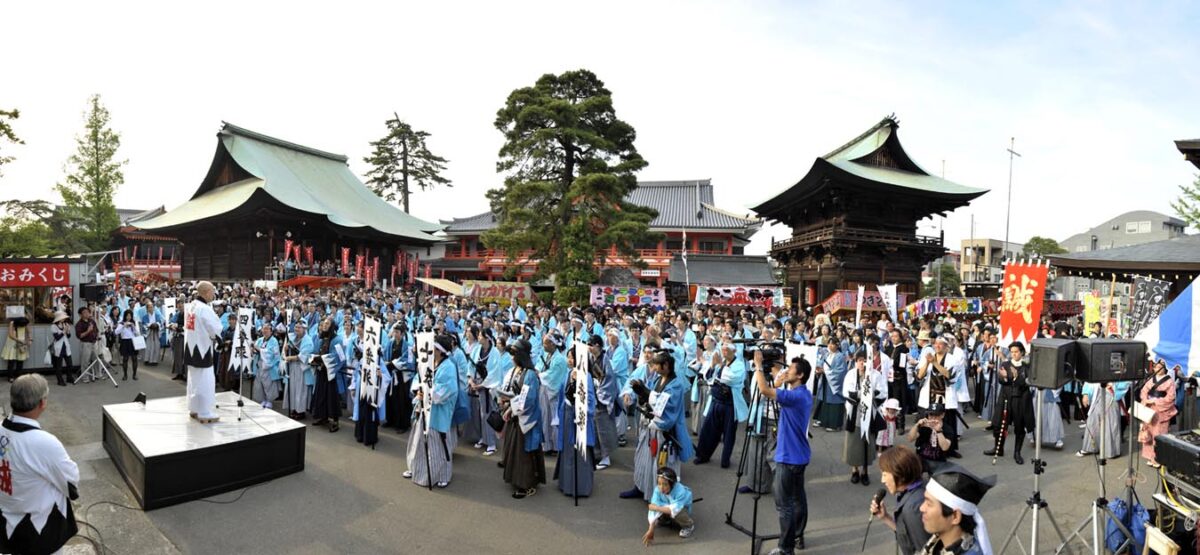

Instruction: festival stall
[415,277,464,297]
[694,284,785,309]
[589,285,666,308]
[0,258,89,370]
[461,280,534,307]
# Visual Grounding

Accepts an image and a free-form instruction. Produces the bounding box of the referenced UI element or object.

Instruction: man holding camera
[753,350,812,555]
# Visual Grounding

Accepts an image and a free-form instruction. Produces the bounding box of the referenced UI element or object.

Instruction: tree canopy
[922,262,962,297]
[0,108,22,178]
[483,69,659,303]
[1021,236,1068,258]
[55,94,126,251]
[1172,174,1200,230]
[363,114,451,213]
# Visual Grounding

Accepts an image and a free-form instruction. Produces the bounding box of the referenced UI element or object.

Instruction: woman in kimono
[404,334,458,488]
[500,339,546,499]
[619,350,695,502]
[1138,359,1177,468]
[814,338,848,432]
[537,333,569,455]
[251,322,281,408]
[842,351,887,485]
[1078,380,1128,459]
[282,320,314,420]
[556,345,596,497]
[351,338,392,449]
[310,317,344,433]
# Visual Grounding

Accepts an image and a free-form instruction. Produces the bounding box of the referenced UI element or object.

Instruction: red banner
[293,245,302,264]
[999,261,1050,346]
[0,263,71,287]
[341,247,350,276]
[355,255,365,279]
[283,239,294,262]
[305,246,314,266]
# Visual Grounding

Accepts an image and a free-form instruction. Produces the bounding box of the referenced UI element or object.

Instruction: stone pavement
[5,361,1153,554]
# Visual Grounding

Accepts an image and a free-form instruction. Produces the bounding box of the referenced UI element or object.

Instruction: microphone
[861,487,888,552]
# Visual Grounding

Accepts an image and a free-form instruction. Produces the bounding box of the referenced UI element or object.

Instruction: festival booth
[820,289,909,318]
[0,258,89,370]
[589,285,666,309]
[416,277,464,297]
[903,297,999,320]
[694,284,785,309]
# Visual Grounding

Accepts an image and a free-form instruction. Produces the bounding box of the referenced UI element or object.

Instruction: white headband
[434,342,449,355]
[926,478,993,555]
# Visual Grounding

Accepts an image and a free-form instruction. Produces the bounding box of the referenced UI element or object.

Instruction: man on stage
[185,281,223,423]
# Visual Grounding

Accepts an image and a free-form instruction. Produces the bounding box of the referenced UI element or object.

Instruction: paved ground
[10,360,1155,555]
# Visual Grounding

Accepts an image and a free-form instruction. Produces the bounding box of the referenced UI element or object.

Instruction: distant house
[1055,210,1189,300]
[432,180,770,289]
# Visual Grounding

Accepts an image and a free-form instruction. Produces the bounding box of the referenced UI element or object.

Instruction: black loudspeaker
[81,283,107,303]
[1028,338,1075,389]
[1075,339,1146,384]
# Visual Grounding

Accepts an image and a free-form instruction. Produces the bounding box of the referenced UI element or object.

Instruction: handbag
[486,409,505,432]
[43,348,52,366]
[132,335,147,351]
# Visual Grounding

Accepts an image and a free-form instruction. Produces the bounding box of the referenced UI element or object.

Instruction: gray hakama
[283,361,309,414]
[1081,387,1121,458]
[462,391,497,449]
[143,327,162,364]
[1037,390,1064,446]
[252,365,279,406]
[842,429,876,467]
[406,414,455,487]
[555,407,594,497]
[594,405,618,461]
[539,385,560,452]
[980,372,999,422]
[632,424,681,502]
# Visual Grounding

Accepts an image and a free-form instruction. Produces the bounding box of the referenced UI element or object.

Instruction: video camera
[732,338,786,372]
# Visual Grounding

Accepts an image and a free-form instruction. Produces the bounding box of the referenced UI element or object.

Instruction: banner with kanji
[355,255,365,279]
[854,285,866,324]
[589,285,666,308]
[283,240,294,262]
[341,247,351,276]
[876,284,899,322]
[1128,276,1171,339]
[694,285,784,308]
[415,332,436,433]
[1082,292,1102,329]
[463,280,533,306]
[998,260,1049,347]
[304,246,314,266]
[229,308,256,373]
[572,341,590,459]
[360,317,382,407]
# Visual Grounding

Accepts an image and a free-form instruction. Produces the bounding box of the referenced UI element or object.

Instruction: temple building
[1178,137,1200,169]
[753,116,987,310]
[432,180,769,289]
[134,123,442,282]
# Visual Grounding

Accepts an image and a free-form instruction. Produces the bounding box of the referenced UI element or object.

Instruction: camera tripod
[997,388,1068,554]
[725,386,780,555]
[75,350,118,387]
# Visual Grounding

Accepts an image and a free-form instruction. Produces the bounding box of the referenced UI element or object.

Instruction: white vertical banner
[855,285,866,327]
[572,341,590,460]
[416,332,437,434]
[877,284,898,323]
[360,317,382,407]
[230,308,255,373]
[164,297,177,325]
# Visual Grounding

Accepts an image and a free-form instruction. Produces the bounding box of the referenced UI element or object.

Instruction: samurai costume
[842,361,887,470]
[501,362,547,496]
[351,347,392,449]
[1036,388,1065,448]
[251,333,281,408]
[1079,381,1128,459]
[695,355,748,467]
[593,345,620,465]
[814,347,848,430]
[461,340,499,450]
[627,373,695,502]
[984,359,1034,464]
[140,305,165,365]
[310,330,345,431]
[406,356,458,487]
[170,309,186,379]
[537,346,569,453]
[184,297,223,421]
[921,465,995,555]
[0,416,80,555]
[282,329,314,419]
[383,328,414,432]
[555,369,596,497]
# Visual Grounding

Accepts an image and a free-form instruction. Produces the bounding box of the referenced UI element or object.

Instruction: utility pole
[1004,138,1021,262]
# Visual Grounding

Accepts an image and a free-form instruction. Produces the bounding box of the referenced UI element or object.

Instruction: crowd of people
[11,277,1199,554]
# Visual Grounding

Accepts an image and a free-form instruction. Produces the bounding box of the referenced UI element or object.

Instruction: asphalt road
[11,358,1153,555]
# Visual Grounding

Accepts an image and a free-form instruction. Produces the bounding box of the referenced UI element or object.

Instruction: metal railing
[771,226,942,251]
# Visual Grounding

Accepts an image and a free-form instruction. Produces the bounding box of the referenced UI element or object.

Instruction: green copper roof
[136,123,443,243]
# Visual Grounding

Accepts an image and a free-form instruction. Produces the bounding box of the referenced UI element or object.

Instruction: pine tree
[484,69,659,303]
[363,114,451,213]
[55,95,126,251]
[0,108,21,178]
[1172,174,1200,230]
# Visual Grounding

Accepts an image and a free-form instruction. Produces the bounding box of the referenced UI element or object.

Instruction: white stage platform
[102,391,306,509]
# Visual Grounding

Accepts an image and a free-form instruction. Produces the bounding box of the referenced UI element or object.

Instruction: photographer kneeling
[752,351,812,555]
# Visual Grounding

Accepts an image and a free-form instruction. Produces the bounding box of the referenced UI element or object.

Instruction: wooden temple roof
[1177,138,1200,169]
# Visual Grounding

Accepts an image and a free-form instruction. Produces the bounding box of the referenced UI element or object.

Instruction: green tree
[483,69,659,304]
[1172,174,1200,230]
[0,200,54,257]
[1021,235,1068,258]
[922,261,962,297]
[55,94,125,251]
[0,108,22,178]
[363,113,451,213]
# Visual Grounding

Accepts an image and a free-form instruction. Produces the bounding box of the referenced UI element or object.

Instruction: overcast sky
[4,1,1198,255]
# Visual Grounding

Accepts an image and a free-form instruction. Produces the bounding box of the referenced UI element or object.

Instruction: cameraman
[753,351,812,555]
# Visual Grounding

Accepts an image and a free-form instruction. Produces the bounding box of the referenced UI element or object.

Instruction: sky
[3,0,1198,256]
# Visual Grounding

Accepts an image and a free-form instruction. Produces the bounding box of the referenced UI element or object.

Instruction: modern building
[432,179,768,288]
[1054,210,1188,299]
[753,115,987,310]
[959,238,1023,283]
[134,123,442,281]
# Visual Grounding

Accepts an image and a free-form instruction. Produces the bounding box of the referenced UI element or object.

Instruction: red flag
[294,244,302,263]
[283,239,294,262]
[999,260,1049,346]
[158,246,164,262]
[305,246,314,266]
[341,247,350,275]
[356,254,365,279]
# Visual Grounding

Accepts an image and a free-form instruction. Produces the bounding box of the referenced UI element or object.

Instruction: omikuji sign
[0,263,70,287]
